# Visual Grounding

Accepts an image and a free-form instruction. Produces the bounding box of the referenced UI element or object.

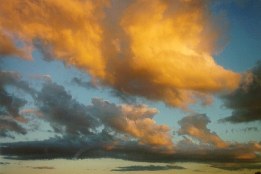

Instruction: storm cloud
[220,63,261,123]
[35,82,98,136]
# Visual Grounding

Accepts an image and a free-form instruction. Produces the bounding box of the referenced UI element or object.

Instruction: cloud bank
[0,80,260,163]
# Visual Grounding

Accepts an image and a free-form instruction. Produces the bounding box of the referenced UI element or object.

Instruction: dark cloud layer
[1,137,260,163]
[211,163,261,171]
[111,165,185,171]
[28,166,55,170]
[221,63,261,123]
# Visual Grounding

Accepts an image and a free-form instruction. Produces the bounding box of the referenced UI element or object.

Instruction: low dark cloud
[0,118,26,138]
[1,137,260,163]
[28,166,55,170]
[0,162,10,165]
[211,163,261,171]
[220,63,261,123]
[111,165,185,171]
[0,88,27,120]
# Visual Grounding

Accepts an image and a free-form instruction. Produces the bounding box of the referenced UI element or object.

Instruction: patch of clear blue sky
[212,0,261,72]
[1,1,261,143]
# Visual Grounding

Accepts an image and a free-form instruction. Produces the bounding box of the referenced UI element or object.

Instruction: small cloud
[71,77,97,89]
[211,163,261,171]
[27,166,54,170]
[111,165,185,171]
[0,162,10,165]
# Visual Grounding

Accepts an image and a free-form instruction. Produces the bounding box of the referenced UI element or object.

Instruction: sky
[0,0,261,173]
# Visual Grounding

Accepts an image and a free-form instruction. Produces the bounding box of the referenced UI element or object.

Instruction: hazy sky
[0,0,261,173]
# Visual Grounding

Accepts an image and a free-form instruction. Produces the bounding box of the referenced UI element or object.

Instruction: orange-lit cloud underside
[0,0,240,109]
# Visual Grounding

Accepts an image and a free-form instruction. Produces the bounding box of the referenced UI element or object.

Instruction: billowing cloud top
[0,0,240,109]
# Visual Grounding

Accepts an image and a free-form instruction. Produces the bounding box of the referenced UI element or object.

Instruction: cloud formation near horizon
[19,81,173,151]
[0,78,260,163]
[0,0,240,109]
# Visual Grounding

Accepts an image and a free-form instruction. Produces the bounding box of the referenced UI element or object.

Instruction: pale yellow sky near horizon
[0,157,260,174]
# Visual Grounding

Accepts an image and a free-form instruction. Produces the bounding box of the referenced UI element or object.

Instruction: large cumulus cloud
[0,0,240,109]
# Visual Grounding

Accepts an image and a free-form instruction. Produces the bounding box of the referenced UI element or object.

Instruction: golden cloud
[0,0,241,108]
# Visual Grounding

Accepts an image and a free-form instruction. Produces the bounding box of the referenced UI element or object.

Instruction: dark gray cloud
[27,166,55,170]
[36,82,98,136]
[1,137,260,163]
[211,163,261,171]
[71,77,97,89]
[220,63,261,123]
[111,165,185,171]
[0,118,27,138]
[0,71,36,118]
[110,89,138,104]
[0,71,36,97]
[0,71,36,137]
[0,87,27,120]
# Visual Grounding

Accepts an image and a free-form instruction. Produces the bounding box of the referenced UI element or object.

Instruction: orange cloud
[0,0,107,77]
[0,0,241,108]
[89,98,174,152]
[178,114,227,148]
